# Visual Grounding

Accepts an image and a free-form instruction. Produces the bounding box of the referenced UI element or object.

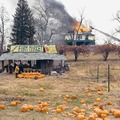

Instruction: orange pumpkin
[39,88,44,92]
[51,117,58,120]
[57,105,64,111]
[107,101,112,105]
[28,105,34,110]
[73,106,80,113]
[10,101,17,106]
[21,104,28,112]
[42,106,48,113]
[114,110,120,118]
[0,105,6,110]
[56,108,62,113]
[88,115,95,120]
[76,114,85,120]
[80,100,86,104]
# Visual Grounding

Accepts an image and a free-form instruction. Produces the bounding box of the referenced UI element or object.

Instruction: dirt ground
[0,55,120,120]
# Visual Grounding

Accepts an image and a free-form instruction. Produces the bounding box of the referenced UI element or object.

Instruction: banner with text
[10,45,43,53]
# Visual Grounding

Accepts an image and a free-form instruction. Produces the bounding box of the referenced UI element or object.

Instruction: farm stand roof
[0,53,66,61]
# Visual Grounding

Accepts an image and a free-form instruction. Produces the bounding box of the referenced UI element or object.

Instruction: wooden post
[108,65,110,92]
[2,60,4,72]
[97,65,99,82]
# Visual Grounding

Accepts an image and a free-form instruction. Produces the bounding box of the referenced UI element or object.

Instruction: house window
[81,35,86,40]
[88,35,94,40]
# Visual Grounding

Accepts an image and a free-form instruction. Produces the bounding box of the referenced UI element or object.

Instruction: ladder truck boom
[90,26,120,42]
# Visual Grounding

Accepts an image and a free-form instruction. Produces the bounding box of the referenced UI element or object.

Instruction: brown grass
[0,53,120,120]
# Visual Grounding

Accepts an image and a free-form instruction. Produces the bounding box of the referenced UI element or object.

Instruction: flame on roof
[71,21,90,33]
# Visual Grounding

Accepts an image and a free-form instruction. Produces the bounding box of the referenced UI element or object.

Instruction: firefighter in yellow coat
[15,65,20,78]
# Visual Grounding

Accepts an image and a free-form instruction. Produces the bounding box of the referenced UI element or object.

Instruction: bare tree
[113,11,120,33]
[94,43,117,61]
[33,0,72,45]
[0,5,9,55]
[67,9,86,45]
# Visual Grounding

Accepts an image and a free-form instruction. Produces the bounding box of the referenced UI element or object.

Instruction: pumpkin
[65,95,69,98]
[36,106,42,112]
[87,93,92,97]
[107,101,112,105]
[98,92,103,95]
[0,105,6,110]
[80,109,86,114]
[16,101,21,104]
[40,88,44,92]
[103,110,109,116]
[57,105,64,111]
[71,95,77,99]
[96,98,101,102]
[88,115,95,120]
[80,100,86,104]
[113,110,120,118]
[51,117,58,120]
[76,114,85,120]
[17,74,24,78]
[42,106,48,113]
[21,104,28,112]
[93,102,98,106]
[73,106,80,113]
[41,102,48,107]
[28,105,34,110]
[101,113,107,118]
[56,108,62,113]
[10,101,17,106]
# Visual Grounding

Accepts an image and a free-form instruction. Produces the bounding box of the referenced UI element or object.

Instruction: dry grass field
[0,53,120,120]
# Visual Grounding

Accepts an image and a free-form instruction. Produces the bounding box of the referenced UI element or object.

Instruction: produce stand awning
[0,53,66,61]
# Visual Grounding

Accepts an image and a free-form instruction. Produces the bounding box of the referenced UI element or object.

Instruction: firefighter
[15,65,20,78]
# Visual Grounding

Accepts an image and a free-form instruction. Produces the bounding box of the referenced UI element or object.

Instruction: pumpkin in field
[93,102,98,106]
[98,92,103,95]
[88,115,95,120]
[0,105,6,110]
[57,105,64,111]
[28,104,34,110]
[36,106,42,112]
[21,104,28,112]
[41,106,48,113]
[73,106,80,113]
[39,88,44,92]
[101,113,107,119]
[16,101,21,104]
[113,110,120,118]
[41,102,48,107]
[102,110,109,116]
[51,117,58,120]
[87,93,92,97]
[17,95,22,99]
[107,101,112,105]
[96,98,101,102]
[71,95,77,99]
[76,114,85,120]
[80,100,86,104]
[10,101,17,106]
[56,108,62,113]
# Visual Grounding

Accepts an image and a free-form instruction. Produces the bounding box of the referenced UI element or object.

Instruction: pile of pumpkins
[17,71,45,79]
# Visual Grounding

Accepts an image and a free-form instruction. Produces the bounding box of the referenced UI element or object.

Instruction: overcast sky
[0,0,120,44]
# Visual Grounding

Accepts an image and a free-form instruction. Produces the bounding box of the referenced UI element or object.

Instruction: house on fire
[65,21,95,46]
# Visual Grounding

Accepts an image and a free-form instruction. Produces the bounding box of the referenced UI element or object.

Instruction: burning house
[65,21,95,45]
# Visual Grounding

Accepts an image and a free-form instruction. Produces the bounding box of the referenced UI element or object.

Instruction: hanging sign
[10,45,43,53]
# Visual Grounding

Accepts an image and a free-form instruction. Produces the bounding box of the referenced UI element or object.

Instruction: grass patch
[22,92,37,97]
